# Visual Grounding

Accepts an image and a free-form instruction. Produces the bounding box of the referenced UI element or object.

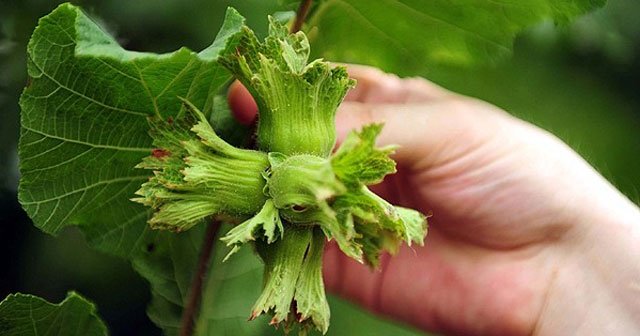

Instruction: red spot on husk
[152,148,170,158]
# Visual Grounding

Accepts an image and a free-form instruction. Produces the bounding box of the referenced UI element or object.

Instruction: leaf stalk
[291,0,313,33]
[179,220,222,336]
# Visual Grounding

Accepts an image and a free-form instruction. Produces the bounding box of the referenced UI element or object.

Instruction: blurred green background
[1,0,638,335]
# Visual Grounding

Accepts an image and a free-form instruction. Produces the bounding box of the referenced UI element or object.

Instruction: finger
[228,80,258,126]
[339,63,452,103]
[323,231,543,335]
[335,101,435,170]
[335,99,506,172]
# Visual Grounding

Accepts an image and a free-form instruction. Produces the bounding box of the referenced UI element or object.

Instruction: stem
[179,220,221,336]
[290,0,313,33]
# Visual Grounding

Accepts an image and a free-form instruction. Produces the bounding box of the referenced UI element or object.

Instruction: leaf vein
[29,54,150,117]
[22,126,151,152]
[22,176,148,205]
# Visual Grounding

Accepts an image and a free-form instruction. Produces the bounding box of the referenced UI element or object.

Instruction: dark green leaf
[0,292,108,336]
[197,227,280,336]
[307,0,606,74]
[18,3,244,257]
[130,224,279,336]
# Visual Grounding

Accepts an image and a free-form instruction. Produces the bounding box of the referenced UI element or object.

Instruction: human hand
[228,64,640,335]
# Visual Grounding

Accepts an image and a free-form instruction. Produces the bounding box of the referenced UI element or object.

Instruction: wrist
[536,190,640,334]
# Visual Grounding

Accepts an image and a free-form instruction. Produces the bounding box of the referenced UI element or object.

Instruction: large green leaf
[132,228,202,335]
[307,0,606,74]
[196,226,279,336]
[0,292,108,336]
[18,3,243,257]
[130,224,279,336]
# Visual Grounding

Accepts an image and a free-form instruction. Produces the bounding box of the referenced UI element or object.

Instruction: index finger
[338,63,453,103]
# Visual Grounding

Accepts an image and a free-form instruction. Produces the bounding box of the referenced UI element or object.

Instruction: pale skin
[229,64,640,335]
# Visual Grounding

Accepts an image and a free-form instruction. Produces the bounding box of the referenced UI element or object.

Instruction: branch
[179,220,222,336]
[290,0,313,33]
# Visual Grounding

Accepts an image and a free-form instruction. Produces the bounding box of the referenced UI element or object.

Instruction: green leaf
[130,229,201,335]
[327,296,424,336]
[196,231,280,336]
[307,0,606,74]
[17,3,244,257]
[131,224,280,336]
[0,292,108,336]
